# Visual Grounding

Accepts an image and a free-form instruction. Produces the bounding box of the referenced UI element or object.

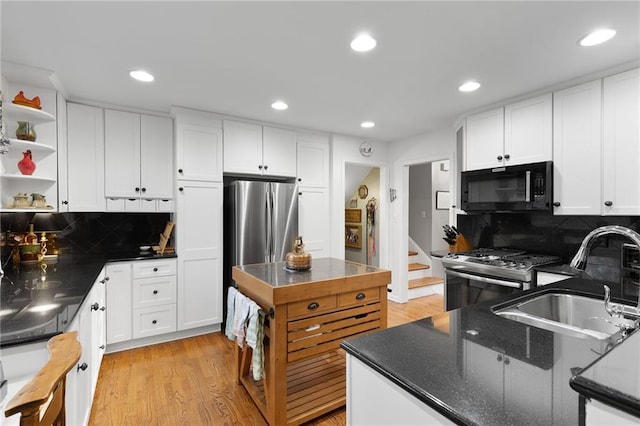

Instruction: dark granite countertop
[570,326,640,418]
[341,278,638,425]
[534,263,581,276]
[0,251,177,348]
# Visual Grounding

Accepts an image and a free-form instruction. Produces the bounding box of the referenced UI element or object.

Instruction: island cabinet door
[346,354,452,425]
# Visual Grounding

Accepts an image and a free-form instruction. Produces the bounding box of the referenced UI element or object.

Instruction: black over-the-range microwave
[461,161,553,212]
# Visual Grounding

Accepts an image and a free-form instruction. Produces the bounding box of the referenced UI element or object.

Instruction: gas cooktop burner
[441,249,562,282]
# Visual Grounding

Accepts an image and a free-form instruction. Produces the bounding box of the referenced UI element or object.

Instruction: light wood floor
[89,294,444,426]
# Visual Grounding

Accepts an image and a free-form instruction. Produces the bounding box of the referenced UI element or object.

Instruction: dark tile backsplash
[1,212,171,263]
[457,213,640,283]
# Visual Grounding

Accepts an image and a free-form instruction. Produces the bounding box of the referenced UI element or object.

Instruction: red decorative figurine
[17,150,36,175]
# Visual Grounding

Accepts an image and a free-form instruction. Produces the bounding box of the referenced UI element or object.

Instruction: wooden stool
[4,332,81,426]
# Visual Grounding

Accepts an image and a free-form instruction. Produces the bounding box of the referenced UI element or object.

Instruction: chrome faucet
[571,225,640,319]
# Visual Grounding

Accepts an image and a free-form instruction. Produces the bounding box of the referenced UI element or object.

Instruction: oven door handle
[446,269,522,289]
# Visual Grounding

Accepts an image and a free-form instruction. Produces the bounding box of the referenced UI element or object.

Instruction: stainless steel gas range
[441,248,561,311]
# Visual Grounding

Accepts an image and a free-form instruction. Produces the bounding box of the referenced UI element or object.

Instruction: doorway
[402,158,450,300]
[344,164,380,267]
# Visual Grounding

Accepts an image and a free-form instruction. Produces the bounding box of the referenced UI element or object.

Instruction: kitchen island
[341,278,638,425]
[232,257,391,426]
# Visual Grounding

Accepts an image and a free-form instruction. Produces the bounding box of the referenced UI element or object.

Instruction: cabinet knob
[497,155,503,161]
[62,200,69,205]
[178,168,183,174]
[307,302,319,311]
[355,292,366,300]
[141,187,147,193]
[504,357,510,365]
[135,187,140,192]
[553,202,561,207]
[604,200,613,207]
[77,362,88,372]
[153,267,158,272]
[264,165,268,170]
[179,187,184,192]
[153,290,158,295]
[100,279,106,284]
[100,345,106,350]
[504,154,510,160]
[258,165,263,170]
[152,320,157,324]
[497,354,503,362]
[91,302,99,311]
[100,306,106,311]
[105,276,110,281]
[297,178,302,182]
[298,192,302,196]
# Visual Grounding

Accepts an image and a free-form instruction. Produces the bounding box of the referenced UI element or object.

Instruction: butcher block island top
[232,258,391,425]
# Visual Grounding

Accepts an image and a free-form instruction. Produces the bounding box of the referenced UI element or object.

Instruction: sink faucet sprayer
[571,225,640,322]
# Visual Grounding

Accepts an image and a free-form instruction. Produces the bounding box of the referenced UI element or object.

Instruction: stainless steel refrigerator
[226,180,299,271]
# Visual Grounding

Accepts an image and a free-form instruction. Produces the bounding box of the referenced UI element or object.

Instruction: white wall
[387,126,456,302]
[330,135,389,268]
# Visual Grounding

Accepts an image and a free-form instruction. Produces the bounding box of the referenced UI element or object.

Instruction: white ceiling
[2,1,639,142]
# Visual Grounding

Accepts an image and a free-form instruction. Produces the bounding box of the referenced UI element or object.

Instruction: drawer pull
[100,345,105,350]
[91,303,99,311]
[153,267,158,272]
[153,290,158,295]
[152,320,157,324]
[307,302,319,311]
[77,362,88,372]
[355,292,366,300]
[100,306,106,311]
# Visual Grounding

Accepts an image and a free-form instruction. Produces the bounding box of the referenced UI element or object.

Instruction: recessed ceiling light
[361,121,375,128]
[459,81,481,92]
[579,29,616,46]
[271,101,288,111]
[129,70,154,82]
[351,34,377,52]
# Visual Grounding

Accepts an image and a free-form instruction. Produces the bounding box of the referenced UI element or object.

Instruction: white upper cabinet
[553,69,639,217]
[504,94,552,165]
[465,107,504,170]
[553,80,602,215]
[262,125,297,177]
[602,68,640,215]
[296,132,330,188]
[104,110,173,200]
[223,120,297,177]
[62,102,105,211]
[173,107,223,183]
[465,94,552,171]
[223,120,263,175]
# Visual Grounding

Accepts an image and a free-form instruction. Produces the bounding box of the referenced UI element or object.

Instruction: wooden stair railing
[4,332,81,426]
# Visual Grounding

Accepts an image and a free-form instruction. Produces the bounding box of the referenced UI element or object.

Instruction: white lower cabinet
[347,354,452,425]
[298,187,330,258]
[175,181,223,330]
[66,269,106,426]
[105,262,133,344]
[105,259,177,348]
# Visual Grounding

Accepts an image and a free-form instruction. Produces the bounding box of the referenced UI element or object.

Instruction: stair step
[408,250,418,256]
[409,277,444,289]
[408,263,430,272]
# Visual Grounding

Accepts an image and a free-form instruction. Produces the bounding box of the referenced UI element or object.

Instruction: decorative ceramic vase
[17,150,36,175]
[16,121,36,142]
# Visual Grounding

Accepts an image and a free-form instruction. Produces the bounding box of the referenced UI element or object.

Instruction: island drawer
[288,295,337,319]
[338,287,380,307]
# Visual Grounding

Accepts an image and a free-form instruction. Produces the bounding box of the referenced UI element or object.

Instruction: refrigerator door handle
[265,186,273,263]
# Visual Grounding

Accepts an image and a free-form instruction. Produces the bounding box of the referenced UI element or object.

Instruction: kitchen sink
[493,292,639,340]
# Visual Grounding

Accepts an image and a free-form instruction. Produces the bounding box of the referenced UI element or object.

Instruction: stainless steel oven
[441,249,561,311]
